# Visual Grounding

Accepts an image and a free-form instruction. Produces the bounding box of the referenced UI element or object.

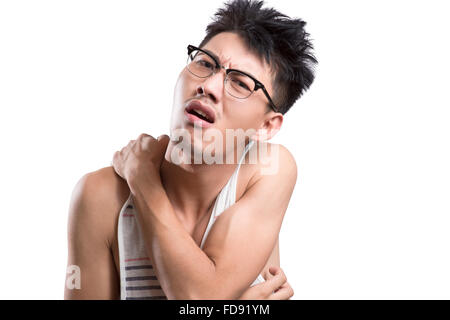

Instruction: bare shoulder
[66,166,128,299]
[244,142,298,190]
[77,166,130,205]
[68,166,130,247]
[268,142,297,173]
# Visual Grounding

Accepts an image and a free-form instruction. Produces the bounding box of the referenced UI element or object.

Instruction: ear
[251,112,283,141]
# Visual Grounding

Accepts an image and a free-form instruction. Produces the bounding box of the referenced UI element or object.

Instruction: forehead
[201,32,273,87]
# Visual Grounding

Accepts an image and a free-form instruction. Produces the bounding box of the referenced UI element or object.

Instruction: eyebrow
[201,47,259,80]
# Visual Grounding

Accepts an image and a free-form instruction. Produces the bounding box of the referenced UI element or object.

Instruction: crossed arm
[64,167,294,299]
[121,136,297,299]
[64,136,297,300]
[131,170,295,298]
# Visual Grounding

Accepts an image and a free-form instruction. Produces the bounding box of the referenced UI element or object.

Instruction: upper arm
[64,167,124,299]
[261,237,280,279]
[201,144,297,298]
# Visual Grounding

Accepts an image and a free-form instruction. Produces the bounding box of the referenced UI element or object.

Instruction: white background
[0,0,449,299]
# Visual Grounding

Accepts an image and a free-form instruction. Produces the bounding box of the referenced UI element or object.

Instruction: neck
[160,142,240,222]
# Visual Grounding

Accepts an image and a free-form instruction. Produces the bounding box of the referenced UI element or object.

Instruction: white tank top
[117,140,265,300]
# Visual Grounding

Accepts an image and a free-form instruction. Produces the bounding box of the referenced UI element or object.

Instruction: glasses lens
[225,71,255,99]
[187,50,216,78]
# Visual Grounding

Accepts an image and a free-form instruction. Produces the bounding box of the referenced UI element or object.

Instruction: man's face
[169,32,278,161]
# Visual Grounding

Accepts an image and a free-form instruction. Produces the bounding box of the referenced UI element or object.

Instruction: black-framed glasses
[186,45,278,112]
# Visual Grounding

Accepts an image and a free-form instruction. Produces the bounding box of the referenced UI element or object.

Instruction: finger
[134,134,148,152]
[274,281,288,293]
[157,134,170,150]
[153,135,170,166]
[254,273,287,298]
[111,152,116,166]
[112,151,124,179]
[264,266,281,280]
[264,268,287,292]
[138,133,153,141]
[268,266,282,276]
[157,134,169,141]
[268,282,294,300]
[112,150,121,166]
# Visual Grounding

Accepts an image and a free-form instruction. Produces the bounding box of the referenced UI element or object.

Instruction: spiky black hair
[199,0,317,114]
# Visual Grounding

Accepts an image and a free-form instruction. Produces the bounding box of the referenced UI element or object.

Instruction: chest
[111,162,256,276]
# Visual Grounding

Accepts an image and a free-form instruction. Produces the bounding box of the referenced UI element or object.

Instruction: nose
[195,70,225,104]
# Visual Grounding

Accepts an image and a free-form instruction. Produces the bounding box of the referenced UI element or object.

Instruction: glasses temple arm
[259,86,278,113]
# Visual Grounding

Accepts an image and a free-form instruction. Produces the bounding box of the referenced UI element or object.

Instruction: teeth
[194,109,210,120]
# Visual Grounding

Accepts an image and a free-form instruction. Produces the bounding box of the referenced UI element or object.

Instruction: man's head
[198,0,317,115]
[169,0,316,163]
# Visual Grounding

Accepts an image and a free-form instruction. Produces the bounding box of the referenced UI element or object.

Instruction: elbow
[166,284,237,300]
[169,285,240,300]
[167,288,221,300]
[165,262,239,300]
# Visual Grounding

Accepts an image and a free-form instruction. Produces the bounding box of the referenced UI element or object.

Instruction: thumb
[268,266,281,277]
[156,134,170,165]
[157,134,170,148]
[263,266,280,281]
[265,267,287,291]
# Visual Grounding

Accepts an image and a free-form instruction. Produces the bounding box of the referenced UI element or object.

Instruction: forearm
[130,180,229,299]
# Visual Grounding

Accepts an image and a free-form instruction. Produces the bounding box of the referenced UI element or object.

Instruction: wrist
[127,166,161,194]
[130,178,174,236]
[128,172,167,214]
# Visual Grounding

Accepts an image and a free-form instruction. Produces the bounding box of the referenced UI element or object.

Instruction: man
[65,0,316,300]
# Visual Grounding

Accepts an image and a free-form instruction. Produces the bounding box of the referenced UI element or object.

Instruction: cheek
[173,71,189,105]
[173,69,197,104]
[224,102,260,129]
[170,70,201,130]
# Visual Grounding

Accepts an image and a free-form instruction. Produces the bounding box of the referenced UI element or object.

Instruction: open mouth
[184,100,216,126]
[186,108,214,123]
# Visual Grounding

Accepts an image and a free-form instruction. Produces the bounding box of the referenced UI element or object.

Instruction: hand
[112,133,170,186]
[238,266,294,300]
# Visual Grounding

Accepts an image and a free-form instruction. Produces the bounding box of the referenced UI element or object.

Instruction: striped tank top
[117,140,265,300]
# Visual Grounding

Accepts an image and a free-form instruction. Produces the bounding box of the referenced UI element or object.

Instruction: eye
[196,59,215,70]
[238,81,251,91]
[232,78,251,91]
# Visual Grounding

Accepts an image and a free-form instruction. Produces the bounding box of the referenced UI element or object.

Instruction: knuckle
[138,133,152,141]
[287,284,294,297]
[274,273,285,283]
[289,288,294,298]
[280,270,287,282]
